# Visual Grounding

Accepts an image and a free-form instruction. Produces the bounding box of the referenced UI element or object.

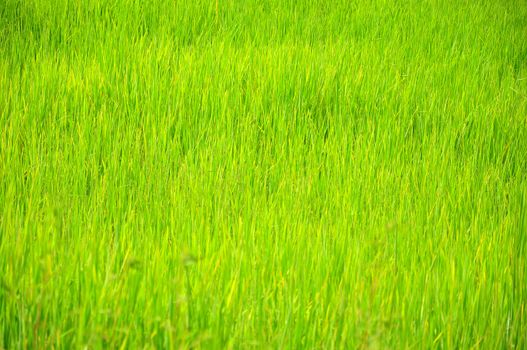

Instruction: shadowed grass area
[1,0,526,348]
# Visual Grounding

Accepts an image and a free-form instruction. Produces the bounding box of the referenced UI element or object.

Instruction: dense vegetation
[1,0,526,348]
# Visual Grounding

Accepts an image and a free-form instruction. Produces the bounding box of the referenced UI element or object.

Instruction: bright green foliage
[1,0,526,348]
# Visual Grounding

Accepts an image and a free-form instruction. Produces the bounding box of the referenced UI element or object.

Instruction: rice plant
[0,0,526,348]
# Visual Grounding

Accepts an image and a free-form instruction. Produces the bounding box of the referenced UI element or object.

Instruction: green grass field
[1,0,526,348]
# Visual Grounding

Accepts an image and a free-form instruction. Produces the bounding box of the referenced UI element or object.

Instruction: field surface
[1,0,527,348]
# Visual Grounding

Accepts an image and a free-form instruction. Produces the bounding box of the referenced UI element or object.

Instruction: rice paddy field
[1,0,527,348]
